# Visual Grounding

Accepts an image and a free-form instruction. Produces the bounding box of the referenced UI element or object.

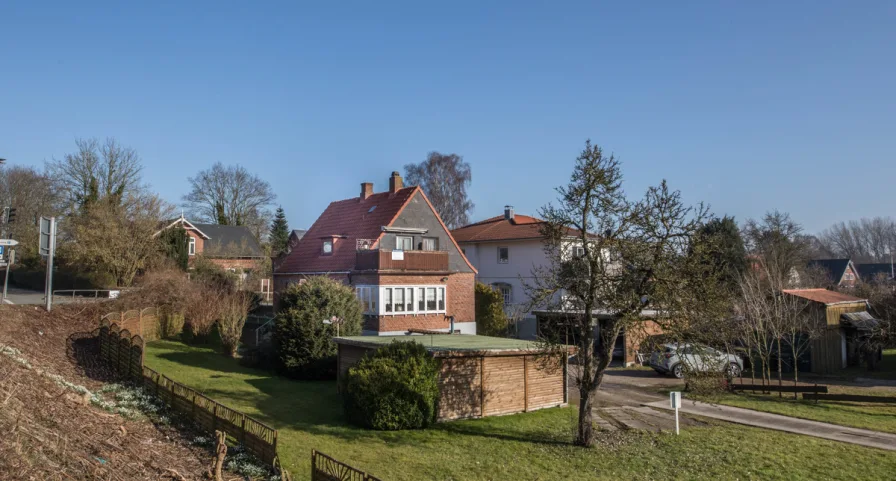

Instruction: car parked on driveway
[649,343,743,379]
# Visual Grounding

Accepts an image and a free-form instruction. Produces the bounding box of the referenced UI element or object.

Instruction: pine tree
[270,206,290,255]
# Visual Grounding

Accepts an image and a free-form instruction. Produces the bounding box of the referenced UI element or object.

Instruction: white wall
[461,239,550,322]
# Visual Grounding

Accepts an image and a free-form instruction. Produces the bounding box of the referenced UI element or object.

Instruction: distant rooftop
[782,288,866,305]
[334,334,569,356]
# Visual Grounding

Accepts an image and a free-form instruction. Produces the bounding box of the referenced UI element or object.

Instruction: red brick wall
[355,272,474,333]
[276,272,474,333]
[625,320,664,365]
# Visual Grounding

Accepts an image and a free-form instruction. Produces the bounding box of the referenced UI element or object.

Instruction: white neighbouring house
[451,206,556,339]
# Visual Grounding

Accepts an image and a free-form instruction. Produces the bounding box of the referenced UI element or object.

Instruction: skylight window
[368,205,377,213]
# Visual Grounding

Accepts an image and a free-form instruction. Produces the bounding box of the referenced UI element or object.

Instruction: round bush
[274,277,362,379]
[342,341,440,430]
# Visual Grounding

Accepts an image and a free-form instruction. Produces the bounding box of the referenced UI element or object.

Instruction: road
[2,286,77,306]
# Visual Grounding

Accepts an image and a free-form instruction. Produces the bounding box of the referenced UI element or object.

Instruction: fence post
[240,415,246,445]
[213,403,218,432]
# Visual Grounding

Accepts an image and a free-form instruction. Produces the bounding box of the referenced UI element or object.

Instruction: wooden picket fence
[97,320,280,466]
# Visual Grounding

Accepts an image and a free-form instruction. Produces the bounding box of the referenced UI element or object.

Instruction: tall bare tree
[817,217,896,262]
[0,165,62,261]
[404,152,473,229]
[182,163,275,239]
[528,140,712,447]
[62,192,173,287]
[46,138,143,210]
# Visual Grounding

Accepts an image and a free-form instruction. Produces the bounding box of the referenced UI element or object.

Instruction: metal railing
[53,289,122,300]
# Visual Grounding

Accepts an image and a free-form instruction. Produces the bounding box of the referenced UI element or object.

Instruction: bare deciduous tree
[182,163,276,239]
[817,217,896,263]
[0,165,62,261]
[47,138,143,209]
[527,140,712,447]
[404,152,474,229]
[62,192,173,287]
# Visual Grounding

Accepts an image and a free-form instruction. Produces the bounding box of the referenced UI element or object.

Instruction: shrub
[219,291,254,357]
[273,277,362,379]
[475,282,509,337]
[342,341,440,430]
[184,287,224,342]
[191,256,237,292]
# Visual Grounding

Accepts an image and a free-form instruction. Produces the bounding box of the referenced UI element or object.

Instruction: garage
[335,334,571,421]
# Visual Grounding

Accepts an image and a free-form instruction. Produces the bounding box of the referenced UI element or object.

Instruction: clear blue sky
[2,1,894,233]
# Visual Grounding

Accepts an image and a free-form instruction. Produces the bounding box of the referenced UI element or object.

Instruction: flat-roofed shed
[334,335,572,421]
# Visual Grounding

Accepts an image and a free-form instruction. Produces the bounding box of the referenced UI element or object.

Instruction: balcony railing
[355,249,449,272]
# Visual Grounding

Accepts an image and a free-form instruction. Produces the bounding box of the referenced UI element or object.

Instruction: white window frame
[498,246,509,264]
[355,284,447,316]
[396,235,413,251]
[492,282,512,306]
[422,237,438,251]
[574,246,585,258]
[188,236,196,256]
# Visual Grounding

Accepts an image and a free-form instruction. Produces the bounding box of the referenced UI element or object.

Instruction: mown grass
[145,339,896,481]
[715,384,896,434]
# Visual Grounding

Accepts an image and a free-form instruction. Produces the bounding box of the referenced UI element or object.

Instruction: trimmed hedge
[342,341,440,430]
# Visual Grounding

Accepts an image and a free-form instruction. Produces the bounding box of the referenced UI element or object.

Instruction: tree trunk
[212,430,227,481]
[576,383,595,446]
[776,338,783,398]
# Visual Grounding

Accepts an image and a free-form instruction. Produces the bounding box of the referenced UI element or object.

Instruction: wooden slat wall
[810,327,844,374]
[525,356,565,410]
[482,356,526,416]
[437,357,481,420]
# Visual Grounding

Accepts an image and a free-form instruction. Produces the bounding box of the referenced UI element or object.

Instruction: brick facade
[277,272,475,334]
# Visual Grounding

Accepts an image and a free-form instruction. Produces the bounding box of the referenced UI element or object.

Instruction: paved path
[646,398,896,451]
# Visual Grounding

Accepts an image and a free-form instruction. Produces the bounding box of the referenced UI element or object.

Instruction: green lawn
[145,340,896,481]
[838,349,896,381]
[714,384,896,434]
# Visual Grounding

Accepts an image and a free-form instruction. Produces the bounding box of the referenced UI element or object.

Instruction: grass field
[715,350,896,434]
[145,340,896,481]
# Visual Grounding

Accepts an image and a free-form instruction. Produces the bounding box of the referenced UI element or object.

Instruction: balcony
[355,249,449,272]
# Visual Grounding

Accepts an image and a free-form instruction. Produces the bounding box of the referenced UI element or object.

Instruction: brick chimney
[504,205,514,221]
[389,171,403,193]
[360,182,373,200]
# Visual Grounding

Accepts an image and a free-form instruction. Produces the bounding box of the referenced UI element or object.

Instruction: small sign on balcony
[391,250,404,261]
[356,239,375,250]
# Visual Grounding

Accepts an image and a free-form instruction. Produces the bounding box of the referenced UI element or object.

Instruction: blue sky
[1,1,894,233]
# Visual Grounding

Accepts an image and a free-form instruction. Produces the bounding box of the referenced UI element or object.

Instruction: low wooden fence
[99,322,144,380]
[101,307,161,342]
[312,450,382,481]
[97,320,279,465]
[142,365,279,464]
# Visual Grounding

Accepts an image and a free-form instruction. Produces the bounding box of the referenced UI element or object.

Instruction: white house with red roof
[274,172,477,335]
[451,206,554,338]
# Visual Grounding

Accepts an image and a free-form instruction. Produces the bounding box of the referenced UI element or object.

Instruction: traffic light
[6,208,15,224]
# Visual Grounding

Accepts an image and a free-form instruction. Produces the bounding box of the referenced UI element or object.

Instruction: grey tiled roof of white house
[193,223,265,257]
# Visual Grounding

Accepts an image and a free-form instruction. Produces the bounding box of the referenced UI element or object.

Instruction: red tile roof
[782,289,867,305]
[275,186,476,274]
[451,214,547,243]
[275,187,418,273]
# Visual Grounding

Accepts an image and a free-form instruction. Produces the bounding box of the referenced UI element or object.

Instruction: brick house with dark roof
[807,258,860,288]
[274,172,477,336]
[156,215,266,273]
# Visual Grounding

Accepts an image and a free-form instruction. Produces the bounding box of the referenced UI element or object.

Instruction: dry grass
[0,304,246,481]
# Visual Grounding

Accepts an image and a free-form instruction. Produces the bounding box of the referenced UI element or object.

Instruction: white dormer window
[323,240,333,255]
[396,236,413,251]
[188,237,196,256]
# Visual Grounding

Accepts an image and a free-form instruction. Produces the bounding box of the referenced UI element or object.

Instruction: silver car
[649,343,743,379]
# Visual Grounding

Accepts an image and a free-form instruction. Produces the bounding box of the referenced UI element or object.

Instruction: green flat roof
[334,334,564,355]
